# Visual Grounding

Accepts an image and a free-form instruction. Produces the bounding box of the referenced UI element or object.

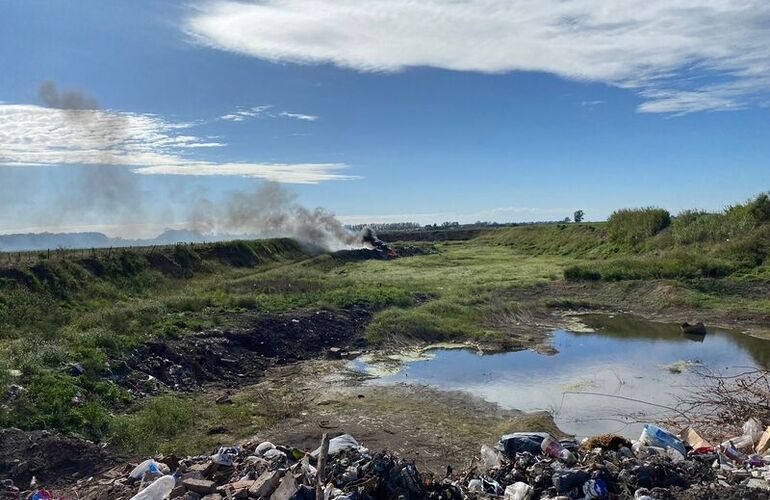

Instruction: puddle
[350,314,770,439]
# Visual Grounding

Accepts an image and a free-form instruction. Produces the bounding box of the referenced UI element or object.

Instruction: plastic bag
[312,434,368,457]
[583,479,608,499]
[504,482,533,500]
[498,433,550,456]
[467,479,483,493]
[211,446,239,466]
[639,424,686,456]
[552,469,590,495]
[256,441,276,455]
[480,444,502,470]
[744,418,763,444]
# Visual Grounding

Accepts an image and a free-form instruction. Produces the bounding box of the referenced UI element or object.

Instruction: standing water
[351,314,770,439]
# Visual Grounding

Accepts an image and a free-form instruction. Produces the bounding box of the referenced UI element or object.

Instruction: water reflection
[352,314,770,439]
[579,313,770,369]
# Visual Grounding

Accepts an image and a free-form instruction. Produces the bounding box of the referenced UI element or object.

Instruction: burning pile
[358,228,397,259]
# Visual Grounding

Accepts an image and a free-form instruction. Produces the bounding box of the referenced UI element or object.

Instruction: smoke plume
[13,82,365,251]
[38,81,99,110]
[190,183,361,251]
[36,81,143,224]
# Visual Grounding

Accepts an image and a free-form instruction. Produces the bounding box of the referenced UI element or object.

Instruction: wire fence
[0,242,216,269]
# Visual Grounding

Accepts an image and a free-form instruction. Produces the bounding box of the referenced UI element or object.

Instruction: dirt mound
[116,309,371,394]
[0,428,120,489]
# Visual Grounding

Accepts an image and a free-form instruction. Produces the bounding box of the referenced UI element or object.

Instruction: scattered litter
[21,420,770,500]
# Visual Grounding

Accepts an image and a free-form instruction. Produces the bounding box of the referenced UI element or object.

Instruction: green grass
[0,238,569,448]
[2,191,770,454]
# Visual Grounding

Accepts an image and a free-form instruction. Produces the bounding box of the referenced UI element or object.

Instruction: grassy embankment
[0,235,568,455]
[2,192,770,456]
[485,193,770,313]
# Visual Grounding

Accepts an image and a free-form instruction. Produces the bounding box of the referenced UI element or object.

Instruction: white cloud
[0,104,353,183]
[187,0,770,114]
[220,105,318,121]
[279,112,318,121]
[133,163,355,184]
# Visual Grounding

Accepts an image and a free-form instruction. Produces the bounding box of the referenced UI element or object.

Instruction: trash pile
[7,420,770,500]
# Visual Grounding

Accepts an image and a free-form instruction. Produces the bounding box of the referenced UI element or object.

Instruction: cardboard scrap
[756,426,770,454]
[679,426,713,449]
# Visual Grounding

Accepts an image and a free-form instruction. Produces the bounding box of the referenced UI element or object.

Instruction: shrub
[563,253,735,281]
[747,193,770,224]
[671,211,730,244]
[607,208,671,246]
[719,225,770,267]
[564,265,601,281]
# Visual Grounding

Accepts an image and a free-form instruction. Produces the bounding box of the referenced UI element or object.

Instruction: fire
[358,227,397,259]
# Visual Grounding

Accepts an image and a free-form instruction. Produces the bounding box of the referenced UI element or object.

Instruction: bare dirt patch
[0,428,122,489]
[114,309,371,394]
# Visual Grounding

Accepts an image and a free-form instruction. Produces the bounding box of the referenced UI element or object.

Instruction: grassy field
[2,192,770,455]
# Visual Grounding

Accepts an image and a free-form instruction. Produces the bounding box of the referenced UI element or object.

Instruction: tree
[573,210,585,223]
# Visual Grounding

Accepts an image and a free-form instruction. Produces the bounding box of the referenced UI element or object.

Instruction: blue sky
[1,0,769,236]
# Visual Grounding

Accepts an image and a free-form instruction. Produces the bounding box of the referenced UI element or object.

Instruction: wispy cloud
[278,111,318,121]
[219,105,318,122]
[133,163,352,183]
[187,0,770,114]
[0,104,352,183]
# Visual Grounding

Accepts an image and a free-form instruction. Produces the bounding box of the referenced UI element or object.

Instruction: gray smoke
[37,81,143,224]
[190,183,361,251]
[38,81,99,110]
[25,82,364,251]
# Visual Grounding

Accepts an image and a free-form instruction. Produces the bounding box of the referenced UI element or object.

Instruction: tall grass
[607,207,671,246]
[563,193,770,281]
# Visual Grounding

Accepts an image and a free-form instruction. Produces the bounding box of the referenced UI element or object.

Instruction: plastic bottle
[722,441,748,463]
[541,435,571,461]
[129,459,160,479]
[721,434,753,452]
[129,475,176,500]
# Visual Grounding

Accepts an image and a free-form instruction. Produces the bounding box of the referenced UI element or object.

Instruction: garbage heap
[10,421,770,500]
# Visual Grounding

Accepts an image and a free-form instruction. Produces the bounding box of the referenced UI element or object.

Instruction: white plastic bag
[504,482,533,500]
[480,444,502,470]
[744,418,763,444]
